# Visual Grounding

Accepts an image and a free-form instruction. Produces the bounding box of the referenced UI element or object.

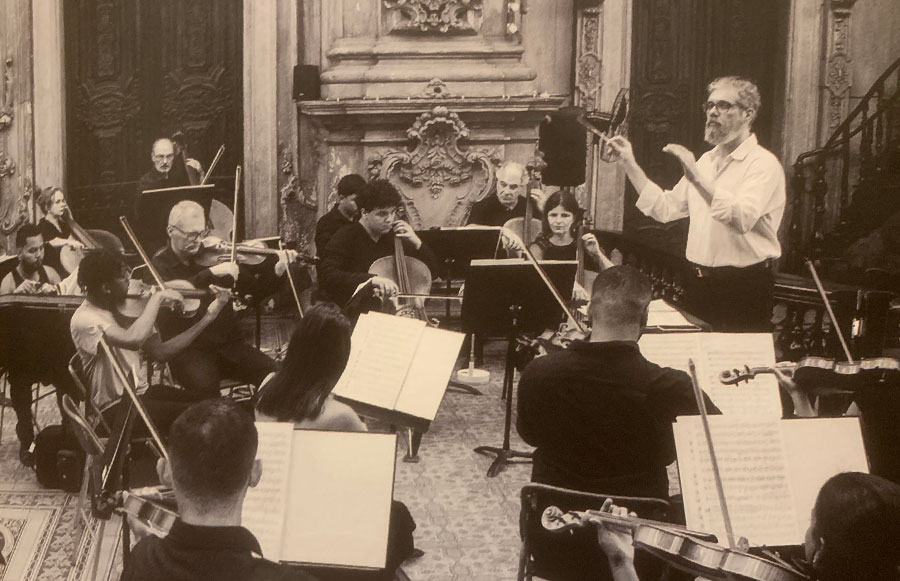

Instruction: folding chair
[518,483,674,581]
[68,353,112,436]
[60,394,108,581]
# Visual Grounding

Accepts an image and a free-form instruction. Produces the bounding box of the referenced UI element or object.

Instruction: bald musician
[150,201,287,396]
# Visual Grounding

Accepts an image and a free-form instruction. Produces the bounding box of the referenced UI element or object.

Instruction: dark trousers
[8,359,80,450]
[167,340,276,397]
[693,262,774,333]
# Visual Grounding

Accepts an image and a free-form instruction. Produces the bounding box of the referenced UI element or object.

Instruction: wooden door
[625,0,786,252]
[64,0,243,233]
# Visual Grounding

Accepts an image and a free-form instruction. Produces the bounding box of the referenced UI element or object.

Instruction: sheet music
[674,416,799,546]
[242,422,294,561]
[394,326,465,420]
[646,299,698,329]
[333,312,425,410]
[781,417,869,540]
[639,333,782,418]
[282,431,396,568]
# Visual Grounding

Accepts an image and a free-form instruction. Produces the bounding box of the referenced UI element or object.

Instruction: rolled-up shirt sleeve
[709,158,784,234]
[635,177,691,224]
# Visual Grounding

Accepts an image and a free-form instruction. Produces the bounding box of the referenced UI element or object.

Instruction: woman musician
[37,186,84,276]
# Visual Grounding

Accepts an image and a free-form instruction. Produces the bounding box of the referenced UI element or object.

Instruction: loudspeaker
[293,65,321,101]
[539,107,586,187]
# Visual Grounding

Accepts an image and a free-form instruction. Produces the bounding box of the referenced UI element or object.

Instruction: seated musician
[121,398,319,581]
[590,472,900,581]
[517,265,719,499]
[318,179,436,309]
[255,302,419,580]
[314,173,365,260]
[36,186,84,277]
[70,249,227,433]
[150,200,288,396]
[467,160,546,227]
[528,190,612,266]
[0,224,75,465]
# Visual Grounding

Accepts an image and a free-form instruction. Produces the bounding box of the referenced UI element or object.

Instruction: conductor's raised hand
[605,136,635,165]
[662,144,699,182]
[209,261,240,281]
[393,220,422,249]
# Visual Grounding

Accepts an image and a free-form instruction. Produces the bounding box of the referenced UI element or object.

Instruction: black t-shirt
[314,205,353,260]
[38,217,72,275]
[121,520,318,581]
[318,222,437,306]
[517,339,720,498]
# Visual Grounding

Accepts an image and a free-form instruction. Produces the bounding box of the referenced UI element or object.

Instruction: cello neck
[63,211,100,249]
[393,231,411,293]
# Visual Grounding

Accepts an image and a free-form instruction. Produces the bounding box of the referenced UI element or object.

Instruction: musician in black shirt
[314,173,364,260]
[121,399,318,581]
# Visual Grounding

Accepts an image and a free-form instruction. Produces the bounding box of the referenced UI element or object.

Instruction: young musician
[0,224,74,465]
[70,249,227,433]
[121,399,319,581]
[607,76,785,333]
[254,302,418,580]
[150,200,289,396]
[318,179,436,308]
[517,265,719,498]
[36,186,84,276]
[528,190,614,268]
[314,173,365,260]
[591,472,900,581]
[255,302,365,431]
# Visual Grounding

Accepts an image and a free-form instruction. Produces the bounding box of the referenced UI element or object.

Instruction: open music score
[639,332,782,418]
[333,312,464,432]
[242,424,397,568]
[673,416,868,547]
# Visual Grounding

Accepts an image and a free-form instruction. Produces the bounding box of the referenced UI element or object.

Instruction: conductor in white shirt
[607,76,785,332]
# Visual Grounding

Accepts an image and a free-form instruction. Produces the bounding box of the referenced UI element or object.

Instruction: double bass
[503,154,546,250]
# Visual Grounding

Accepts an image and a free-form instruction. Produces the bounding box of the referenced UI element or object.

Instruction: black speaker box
[539,108,587,187]
[293,64,321,101]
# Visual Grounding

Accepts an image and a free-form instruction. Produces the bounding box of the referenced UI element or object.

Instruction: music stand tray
[462,259,577,477]
[135,184,216,255]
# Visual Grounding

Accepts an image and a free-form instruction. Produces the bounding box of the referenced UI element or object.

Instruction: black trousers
[166,340,277,397]
[692,262,774,333]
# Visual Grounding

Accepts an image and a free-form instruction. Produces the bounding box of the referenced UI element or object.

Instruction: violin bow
[688,358,737,550]
[230,166,241,266]
[119,217,170,290]
[279,239,304,318]
[200,144,225,186]
[806,260,855,364]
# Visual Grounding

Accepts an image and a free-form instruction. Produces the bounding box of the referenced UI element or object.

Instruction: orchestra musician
[120,399,319,581]
[590,472,900,581]
[150,200,290,396]
[467,161,547,228]
[69,249,227,434]
[0,224,77,465]
[607,76,785,333]
[314,173,365,260]
[318,179,436,309]
[516,266,719,581]
[254,302,419,580]
[36,186,84,276]
[138,138,192,194]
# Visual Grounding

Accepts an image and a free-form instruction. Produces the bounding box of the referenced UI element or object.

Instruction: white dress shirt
[635,133,785,268]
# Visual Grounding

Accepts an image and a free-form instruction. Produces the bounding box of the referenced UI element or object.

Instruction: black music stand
[463,259,577,477]
[135,184,216,255]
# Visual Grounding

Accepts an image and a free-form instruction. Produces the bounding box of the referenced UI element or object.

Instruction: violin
[119,486,178,537]
[192,236,316,268]
[368,210,432,321]
[719,357,900,391]
[503,154,545,249]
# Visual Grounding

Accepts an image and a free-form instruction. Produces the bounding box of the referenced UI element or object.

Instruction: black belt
[693,258,774,278]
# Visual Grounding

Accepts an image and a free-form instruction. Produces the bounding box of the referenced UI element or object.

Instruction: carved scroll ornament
[368,106,499,228]
[383,0,484,35]
[0,57,29,250]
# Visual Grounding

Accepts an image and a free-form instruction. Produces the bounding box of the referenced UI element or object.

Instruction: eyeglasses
[702,100,743,114]
[170,224,209,241]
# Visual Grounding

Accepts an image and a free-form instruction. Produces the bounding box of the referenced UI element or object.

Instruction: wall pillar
[32,0,66,195]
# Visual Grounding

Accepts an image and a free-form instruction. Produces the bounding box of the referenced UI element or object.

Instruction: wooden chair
[518,483,673,581]
[60,393,108,581]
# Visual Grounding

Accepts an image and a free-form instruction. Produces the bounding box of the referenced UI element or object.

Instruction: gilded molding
[383,0,484,35]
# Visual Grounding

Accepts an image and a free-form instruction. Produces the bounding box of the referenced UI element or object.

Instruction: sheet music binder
[332,312,465,433]
[243,425,398,569]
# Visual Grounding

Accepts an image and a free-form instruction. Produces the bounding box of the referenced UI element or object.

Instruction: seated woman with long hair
[591,471,900,581]
[255,301,366,431]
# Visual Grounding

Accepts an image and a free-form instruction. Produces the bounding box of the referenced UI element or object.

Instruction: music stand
[135,184,216,255]
[463,259,577,477]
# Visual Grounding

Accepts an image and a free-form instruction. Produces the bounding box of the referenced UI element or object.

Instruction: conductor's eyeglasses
[171,224,209,241]
[702,100,743,114]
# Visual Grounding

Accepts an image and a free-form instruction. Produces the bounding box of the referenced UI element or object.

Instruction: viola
[719,357,900,392]
[117,278,227,320]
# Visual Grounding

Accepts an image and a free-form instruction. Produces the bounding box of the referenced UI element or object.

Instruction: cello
[503,154,545,250]
[367,207,432,321]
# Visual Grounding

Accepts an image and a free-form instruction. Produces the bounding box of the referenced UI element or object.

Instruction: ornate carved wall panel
[382,0,484,35]
[368,106,500,228]
[64,0,243,233]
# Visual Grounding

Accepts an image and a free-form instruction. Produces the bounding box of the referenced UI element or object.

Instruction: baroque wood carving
[368,106,500,228]
[382,0,484,35]
[0,57,29,250]
[825,2,854,129]
[574,7,603,111]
